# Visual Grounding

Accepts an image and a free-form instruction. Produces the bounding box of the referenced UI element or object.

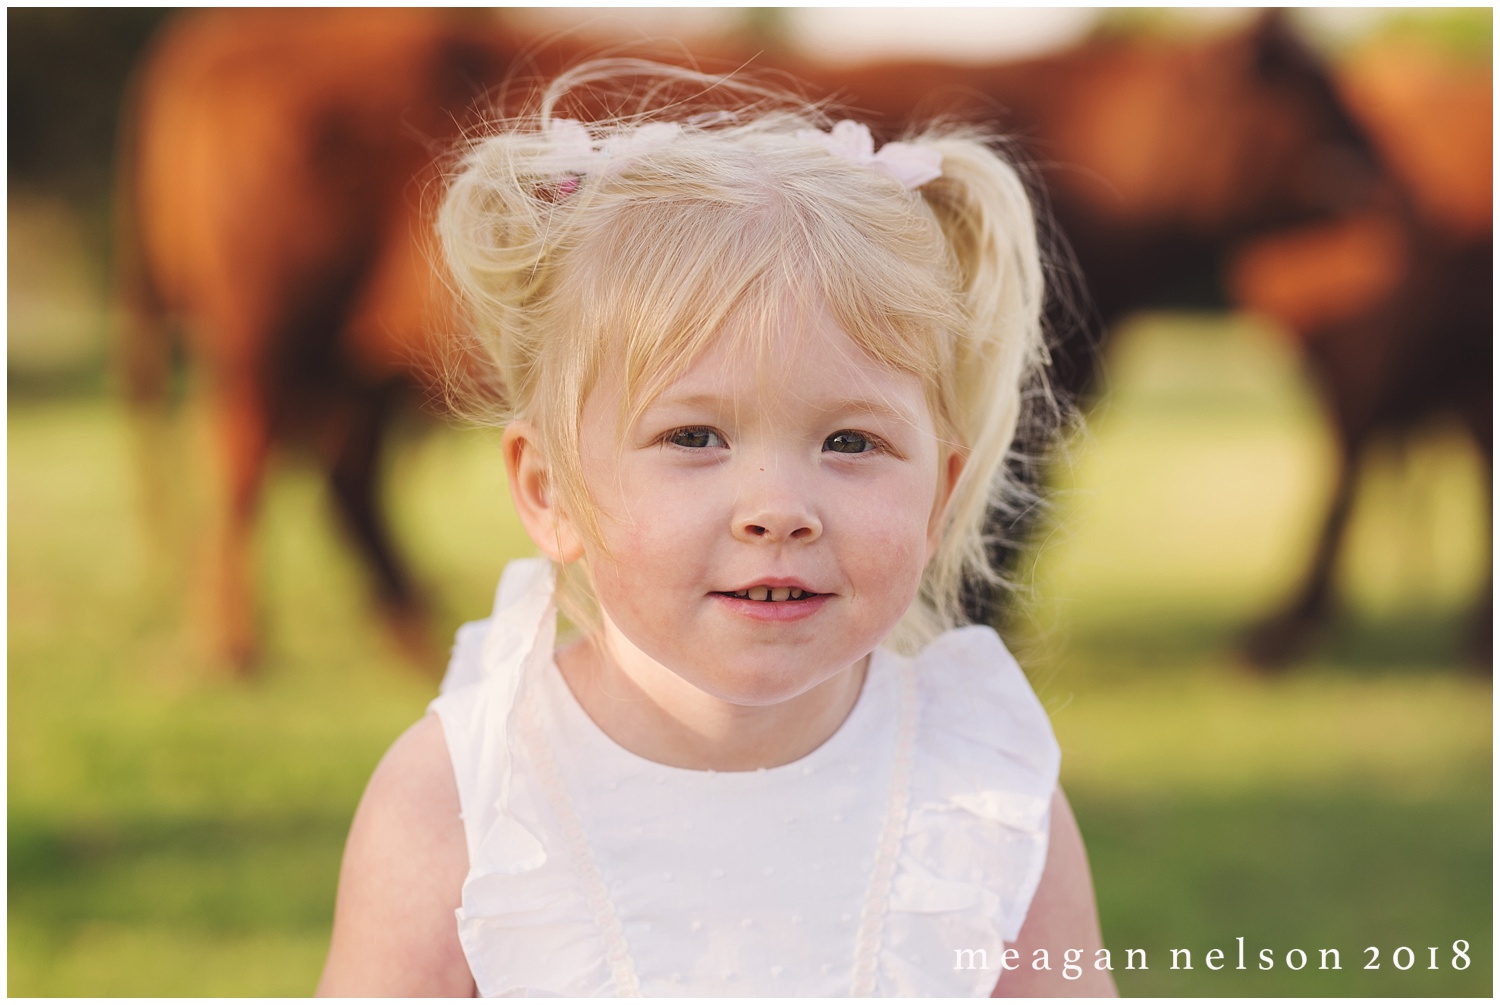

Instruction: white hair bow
[796,120,943,189]
[540,116,942,192]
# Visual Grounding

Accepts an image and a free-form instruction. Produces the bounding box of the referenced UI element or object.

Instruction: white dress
[431,559,1060,997]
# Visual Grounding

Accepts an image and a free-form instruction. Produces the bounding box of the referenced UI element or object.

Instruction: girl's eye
[824,430,876,454]
[667,427,724,449]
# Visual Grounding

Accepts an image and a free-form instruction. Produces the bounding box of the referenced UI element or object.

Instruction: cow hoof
[223,635,262,678]
[1238,614,1313,671]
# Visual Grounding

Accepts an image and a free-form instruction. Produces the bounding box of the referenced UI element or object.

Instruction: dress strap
[848,659,920,995]
[518,686,644,997]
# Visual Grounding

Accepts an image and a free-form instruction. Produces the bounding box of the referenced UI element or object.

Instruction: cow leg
[215,381,272,674]
[1242,439,1362,668]
[1456,405,1491,671]
[325,391,438,670]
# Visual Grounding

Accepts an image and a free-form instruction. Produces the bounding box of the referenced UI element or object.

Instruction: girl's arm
[992,787,1118,997]
[317,713,475,997]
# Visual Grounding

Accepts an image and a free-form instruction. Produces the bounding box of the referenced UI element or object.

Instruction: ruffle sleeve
[880,625,1061,996]
[430,559,612,996]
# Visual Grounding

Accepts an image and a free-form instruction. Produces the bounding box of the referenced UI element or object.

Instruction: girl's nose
[736,509,822,542]
[736,512,822,542]
[733,478,822,544]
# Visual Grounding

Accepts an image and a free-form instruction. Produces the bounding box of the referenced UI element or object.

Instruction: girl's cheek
[841,511,926,574]
[852,479,936,535]
[860,489,941,573]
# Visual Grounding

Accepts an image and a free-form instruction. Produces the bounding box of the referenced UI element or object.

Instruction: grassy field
[8,317,1491,995]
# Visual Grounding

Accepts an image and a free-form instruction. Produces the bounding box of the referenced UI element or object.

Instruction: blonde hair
[438,61,1051,653]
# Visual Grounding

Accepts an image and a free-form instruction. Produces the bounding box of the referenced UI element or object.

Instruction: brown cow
[1229,40,1492,667]
[117,9,527,670]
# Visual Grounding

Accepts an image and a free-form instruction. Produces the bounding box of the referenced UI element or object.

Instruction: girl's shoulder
[317,714,473,996]
[354,713,464,832]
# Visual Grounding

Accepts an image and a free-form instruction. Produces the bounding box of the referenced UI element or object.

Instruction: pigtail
[904,133,1052,643]
[438,128,577,425]
[438,116,620,639]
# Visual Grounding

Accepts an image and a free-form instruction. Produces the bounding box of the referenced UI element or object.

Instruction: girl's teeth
[731,587,811,602]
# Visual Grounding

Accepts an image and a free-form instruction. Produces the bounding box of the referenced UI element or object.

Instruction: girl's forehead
[697,305,900,383]
[624,301,932,420]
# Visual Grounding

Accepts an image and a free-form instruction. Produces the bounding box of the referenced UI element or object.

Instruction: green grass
[9,317,1491,995]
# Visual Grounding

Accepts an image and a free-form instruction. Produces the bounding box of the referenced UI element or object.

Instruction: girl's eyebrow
[650,391,919,424]
[813,396,922,424]
[646,392,731,414]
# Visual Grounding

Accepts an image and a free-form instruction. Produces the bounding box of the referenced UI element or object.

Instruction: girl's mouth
[717,587,817,602]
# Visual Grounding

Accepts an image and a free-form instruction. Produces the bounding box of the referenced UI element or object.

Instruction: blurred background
[9,7,1490,995]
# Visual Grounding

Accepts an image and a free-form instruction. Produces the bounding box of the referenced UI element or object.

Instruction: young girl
[318,62,1113,997]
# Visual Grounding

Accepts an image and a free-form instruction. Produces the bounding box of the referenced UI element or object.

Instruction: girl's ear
[503,422,585,564]
[926,449,967,558]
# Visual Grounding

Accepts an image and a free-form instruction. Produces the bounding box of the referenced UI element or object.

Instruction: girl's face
[570,300,960,710]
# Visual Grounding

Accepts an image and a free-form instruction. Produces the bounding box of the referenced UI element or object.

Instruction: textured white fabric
[430,559,1060,997]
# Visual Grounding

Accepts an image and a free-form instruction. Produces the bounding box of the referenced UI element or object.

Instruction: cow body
[1229,41,1492,666]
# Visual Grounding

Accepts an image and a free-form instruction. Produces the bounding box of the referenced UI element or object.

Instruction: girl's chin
[666,654,869,710]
